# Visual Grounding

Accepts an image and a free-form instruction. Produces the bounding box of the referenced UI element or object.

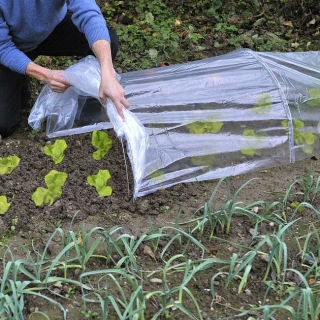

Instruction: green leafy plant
[186,116,224,135]
[250,92,272,114]
[32,170,68,206]
[27,129,38,139]
[10,217,18,231]
[44,139,68,164]
[92,130,112,160]
[149,169,165,182]
[115,17,180,69]
[0,155,20,174]
[161,205,170,211]
[191,154,215,166]
[306,88,320,107]
[87,170,112,197]
[282,119,317,154]
[241,129,265,156]
[81,309,99,319]
[0,195,10,214]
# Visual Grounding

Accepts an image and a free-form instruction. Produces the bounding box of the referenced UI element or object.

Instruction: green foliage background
[96,0,320,72]
[29,0,320,104]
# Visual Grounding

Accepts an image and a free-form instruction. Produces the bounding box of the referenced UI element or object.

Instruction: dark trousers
[0,15,119,138]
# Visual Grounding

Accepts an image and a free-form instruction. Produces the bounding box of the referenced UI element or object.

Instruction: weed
[27,129,38,139]
[10,217,19,231]
[81,309,99,319]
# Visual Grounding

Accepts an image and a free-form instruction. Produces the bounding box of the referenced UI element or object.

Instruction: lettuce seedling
[0,196,10,214]
[87,170,112,197]
[0,155,20,174]
[241,129,264,156]
[150,169,165,182]
[92,130,112,160]
[186,116,223,135]
[44,139,68,164]
[191,154,216,166]
[32,170,68,206]
[282,119,317,154]
[250,93,272,114]
[306,88,320,106]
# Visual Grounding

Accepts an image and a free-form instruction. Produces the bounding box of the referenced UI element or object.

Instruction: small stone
[259,254,269,263]
[245,288,252,295]
[150,278,162,284]
[45,200,63,215]
[74,268,82,277]
[252,206,259,213]
[73,301,81,307]
[249,228,259,237]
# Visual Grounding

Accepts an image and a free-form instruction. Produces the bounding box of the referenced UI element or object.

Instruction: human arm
[0,9,69,92]
[25,62,70,93]
[67,0,129,119]
[92,40,129,120]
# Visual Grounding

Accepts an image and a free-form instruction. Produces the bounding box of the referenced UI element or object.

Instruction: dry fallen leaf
[143,245,156,261]
[209,247,218,255]
[77,236,83,246]
[228,15,242,24]
[259,254,270,263]
[283,21,293,28]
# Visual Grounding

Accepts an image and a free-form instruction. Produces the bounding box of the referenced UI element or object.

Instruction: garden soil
[1,109,320,319]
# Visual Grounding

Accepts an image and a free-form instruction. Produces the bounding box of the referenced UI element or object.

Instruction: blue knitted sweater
[0,0,110,74]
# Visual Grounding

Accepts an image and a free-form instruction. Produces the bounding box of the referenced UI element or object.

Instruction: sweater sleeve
[0,13,31,74]
[66,0,111,47]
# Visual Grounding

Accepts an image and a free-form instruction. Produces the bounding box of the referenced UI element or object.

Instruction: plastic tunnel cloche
[29,49,320,198]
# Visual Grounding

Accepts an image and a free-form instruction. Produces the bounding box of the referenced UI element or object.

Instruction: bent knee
[0,118,20,138]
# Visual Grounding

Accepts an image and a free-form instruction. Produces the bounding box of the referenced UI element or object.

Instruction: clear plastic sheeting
[28,49,320,198]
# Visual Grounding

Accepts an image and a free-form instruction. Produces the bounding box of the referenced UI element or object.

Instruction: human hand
[45,70,70,93]
[99,73,130,120]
